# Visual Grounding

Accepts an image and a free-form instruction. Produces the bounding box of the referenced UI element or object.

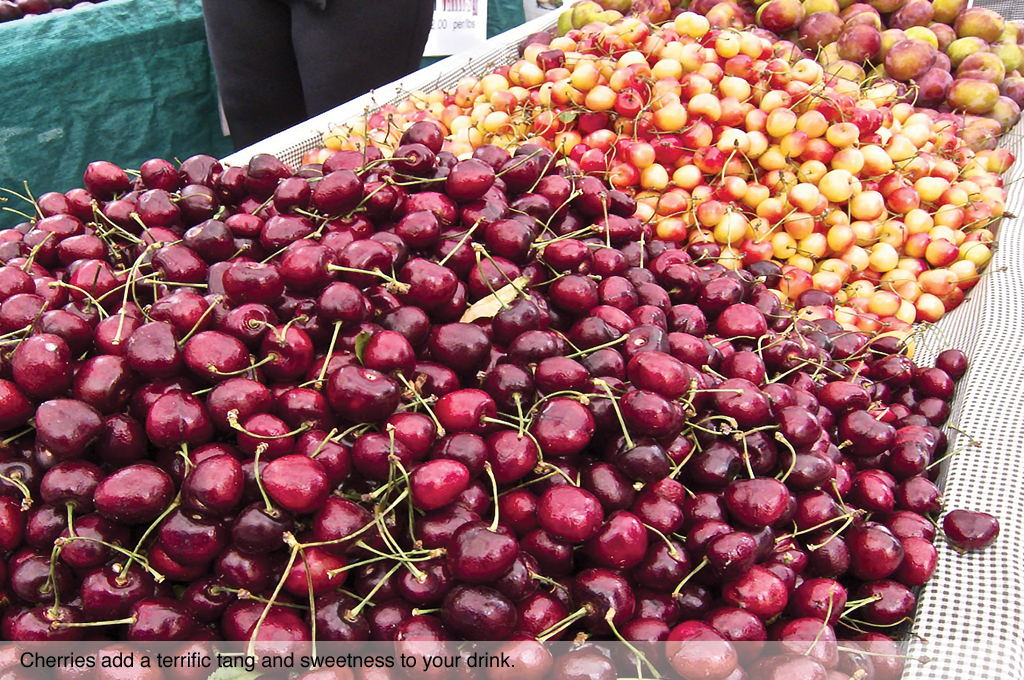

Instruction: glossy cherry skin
[34,398,105,460]
[943,509,1000,550]
[182,453,244,516]
[537,486,604,544]
[93,463,174,525]
[790,578,847,625]
[846,522,905,580]
[11,333,73,400]
[261,454,330,515]
[666,621,739,680]
[326,365,401,423]
[440,584,516,641]
[410,459,471,511]
[721,565,789,619]
[572,568,634,634]
[446,521,518,583]
[584,510,649,570]
[724,477,790,528]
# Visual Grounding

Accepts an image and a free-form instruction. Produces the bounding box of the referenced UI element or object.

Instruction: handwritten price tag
[423,0,488,57]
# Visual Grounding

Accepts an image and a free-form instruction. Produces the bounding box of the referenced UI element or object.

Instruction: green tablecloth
[0,0,527,211]
[0,0,231,204]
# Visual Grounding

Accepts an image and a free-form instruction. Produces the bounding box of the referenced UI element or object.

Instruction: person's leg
[290,0,435,119]
[202,0,307,150]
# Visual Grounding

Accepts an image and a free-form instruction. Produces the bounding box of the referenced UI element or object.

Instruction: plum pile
[0,139,1000,678]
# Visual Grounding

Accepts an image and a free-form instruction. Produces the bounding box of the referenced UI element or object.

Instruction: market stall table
[223,7,1024,679]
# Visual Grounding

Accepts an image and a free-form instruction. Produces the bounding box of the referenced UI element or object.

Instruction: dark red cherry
[182,454,243,516]
[790,578,847,625]
[721,564,789,619]
[39,460,103,512]
[11,333,73,400]
[942,509,999,550]
[34,399,104,460]
[537,486,604,544]
[447,521,518,583]
[327,365,400,423]
[934,349,968,380]
[93,463,174,525]
[846,522,905,580]
[440,584,515,641]
[261,454,329,514]
[724,477,790,528]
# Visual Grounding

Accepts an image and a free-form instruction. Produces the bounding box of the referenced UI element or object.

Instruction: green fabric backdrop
[0,0,231,204]
[0,0,526,216]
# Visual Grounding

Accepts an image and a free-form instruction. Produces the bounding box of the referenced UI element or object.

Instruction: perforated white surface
[220,9,1024,678]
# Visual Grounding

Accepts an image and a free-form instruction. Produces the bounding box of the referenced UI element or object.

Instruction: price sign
[423,0,488,57]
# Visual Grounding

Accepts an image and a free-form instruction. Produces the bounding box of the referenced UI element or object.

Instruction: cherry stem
[247,540,299,659]
[565,334,628,359]
[296,544,318,658]
[388,445,418,544]
[807,603,833,657]
[411,608,440,616]
[0,473,33,511]
[120,494,180,583]
[209,587,308,609]
[177,295,224,346]
[926,445,964,471]
[314,321,344,388]
[325,549,435,578]
[834,646,929,664]
[52,616,137,630]
[807,514,856,551]
[483,462,500,533]
[604,607,661,678]
[642,523,680,559]
[841,594,883,618]
[115,248,154,343]
[309,429,338,458]
[537,606,589,642]
[327,265,409,294]
[301,489,410,552]
[740,437,756,480]
[482,416,522,430]
[594,378,634,450]
[229,413,310,440]
[779,511,859,541]
[345,562,402,621]
[437,220,481,268]
[669,443,697,480]
[20,231,53,273]
[498,467,562,496]
[44,541,64,610]
[775,433,799,484]
[211,352,279,378]
[672,558,708,597]
[373,489,425,582]
[56,535,164,582]
[253,444,276,515]
[396,373,446,437]
[331,422,375,444]
[530,572,568,591]
[513,392,527,439]
[842,615,913,630]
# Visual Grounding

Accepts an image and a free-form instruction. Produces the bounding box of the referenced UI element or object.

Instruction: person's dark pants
[202,0,435,151]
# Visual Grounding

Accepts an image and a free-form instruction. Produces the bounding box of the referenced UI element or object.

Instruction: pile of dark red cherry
[0,120,1001,679]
